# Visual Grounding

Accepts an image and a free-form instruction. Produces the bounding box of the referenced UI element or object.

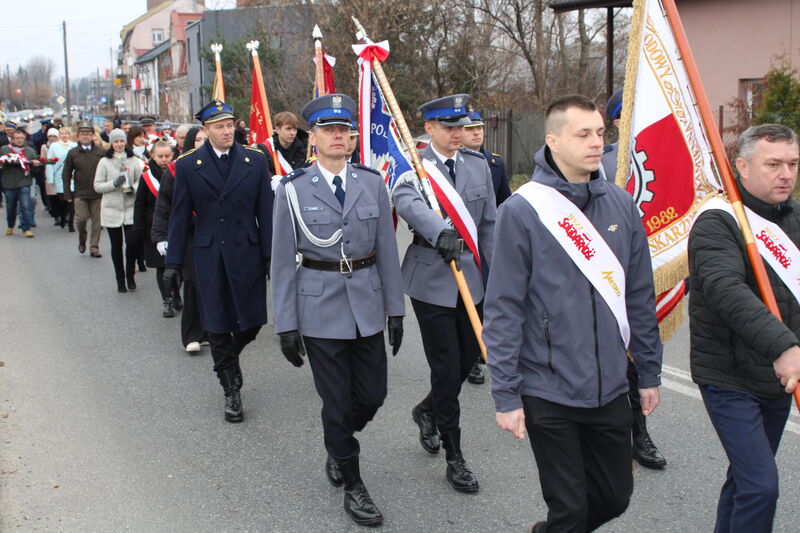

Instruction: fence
[481,109,545,178]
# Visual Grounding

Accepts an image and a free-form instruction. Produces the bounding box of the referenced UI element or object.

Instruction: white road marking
[660,366,800,436]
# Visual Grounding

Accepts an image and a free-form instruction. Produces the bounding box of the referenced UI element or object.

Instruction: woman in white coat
[94,128,142,293]
[46,127,77,231]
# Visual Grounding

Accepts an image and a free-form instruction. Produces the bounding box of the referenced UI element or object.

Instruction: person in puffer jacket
[689,123,800,533]
[484,95,662,533]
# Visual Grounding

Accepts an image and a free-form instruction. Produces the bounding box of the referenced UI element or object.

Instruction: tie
[332,175,345,207]
[445,158,456,184]
[220,153,228,162]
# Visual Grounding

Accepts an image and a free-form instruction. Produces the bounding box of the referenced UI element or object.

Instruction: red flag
[248,64,269,145]
[322,49,335,94]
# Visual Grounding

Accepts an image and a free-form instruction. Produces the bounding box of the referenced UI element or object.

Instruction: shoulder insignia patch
[491,153,503,158]
[280,167,307,184]
[351,162,381,176]
[244,145,264,154]
[176,148,197,161]
[459,147,485,159]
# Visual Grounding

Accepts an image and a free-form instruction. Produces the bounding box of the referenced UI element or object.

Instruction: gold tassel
[615,0,646,189]
[653,252,689,296]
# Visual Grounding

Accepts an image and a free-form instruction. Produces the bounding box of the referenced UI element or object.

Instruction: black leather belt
[412,234,434,248]
[301,252,377,274]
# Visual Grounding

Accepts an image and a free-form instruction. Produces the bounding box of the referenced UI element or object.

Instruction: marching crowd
[2,88,800,533]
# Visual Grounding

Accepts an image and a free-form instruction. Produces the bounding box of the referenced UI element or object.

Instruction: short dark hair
[274,111,300,128]
[11,128,26,138]
[127,125,145,147]
[545,95,598,134]
[105,145,134,159]
[738,124,799,161]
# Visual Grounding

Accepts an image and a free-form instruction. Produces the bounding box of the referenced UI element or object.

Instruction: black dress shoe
[441,429,479,493]
[467,361,485,384]
[79,243,86,254]
[529,521,546,533]
[632,409,666,469]
[412,403,440,454]
[341,459,383,527]
[326,456,343,487]
[126,275,136,291]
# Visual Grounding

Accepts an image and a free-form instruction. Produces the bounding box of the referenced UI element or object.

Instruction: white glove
[157,241,168,256]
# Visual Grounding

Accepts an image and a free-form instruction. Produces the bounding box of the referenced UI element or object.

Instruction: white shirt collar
[431,144,457,165]
[316,160,348,193]
[211,146,229,159]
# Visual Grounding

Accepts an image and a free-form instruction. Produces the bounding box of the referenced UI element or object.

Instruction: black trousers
[626,358,641,410]
[304,333,387,462]
[207,326,261,374]
[180,279,205,347]
[106,225,136,281]
[523,394,633,533]
[411,297,482,433]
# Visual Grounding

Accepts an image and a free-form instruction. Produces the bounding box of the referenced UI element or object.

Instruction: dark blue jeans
[4,186,33,231]
[700,384,791,533]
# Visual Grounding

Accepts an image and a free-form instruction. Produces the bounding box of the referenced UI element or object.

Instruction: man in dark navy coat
[164,100,273,423]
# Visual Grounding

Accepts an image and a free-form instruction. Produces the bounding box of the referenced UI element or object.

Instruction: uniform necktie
[332,175,345,207]
[445,158,456,184]
[220,153,228,162]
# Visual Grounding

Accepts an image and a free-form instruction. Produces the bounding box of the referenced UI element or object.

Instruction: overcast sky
[0,1,173,82]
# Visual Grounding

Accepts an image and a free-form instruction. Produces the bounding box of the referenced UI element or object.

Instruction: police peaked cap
[419,94,472,126]
[302,94,357,127]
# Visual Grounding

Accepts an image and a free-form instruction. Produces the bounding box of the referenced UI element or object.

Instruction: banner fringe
[653,252,688,296]
[658,299,686,342]
[615,0,646,189]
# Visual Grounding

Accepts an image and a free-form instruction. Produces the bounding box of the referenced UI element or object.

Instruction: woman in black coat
[150,127,208,352]
[134,140,176,316]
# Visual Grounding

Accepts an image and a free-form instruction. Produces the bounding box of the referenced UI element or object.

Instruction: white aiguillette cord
[285,180,345,270]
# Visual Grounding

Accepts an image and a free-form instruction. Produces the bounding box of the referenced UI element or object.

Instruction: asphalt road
[1,201,799,532]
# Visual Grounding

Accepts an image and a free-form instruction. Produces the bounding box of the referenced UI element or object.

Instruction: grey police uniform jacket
[483,146,663,412]
[392,146,496,307]
[271,161,405,339]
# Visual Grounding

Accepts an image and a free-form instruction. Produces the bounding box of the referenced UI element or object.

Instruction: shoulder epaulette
[459,147,485,159]
[491,152,503,158]
[244,145,265,154]
[280,167,307,184]
[351,162,381,176]
[176,148,197,161]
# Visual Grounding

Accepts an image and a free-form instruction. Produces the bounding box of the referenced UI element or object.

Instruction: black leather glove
[265,258,271,279]
[387,316,403,356]
[162,266,183,292]
[113,175,126,187]
[436,228,462,270]
[279,330,305,367]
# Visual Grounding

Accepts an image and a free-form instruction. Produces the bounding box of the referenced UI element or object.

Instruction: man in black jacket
[689,123,800,533]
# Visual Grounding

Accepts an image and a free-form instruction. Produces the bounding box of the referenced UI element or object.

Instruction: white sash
[265,138,294,191]
[422,158,481,267]
[697,196,800,305]
[516,181,630,347]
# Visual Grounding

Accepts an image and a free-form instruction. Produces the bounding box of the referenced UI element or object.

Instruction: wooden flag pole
[210,43,225,102]
[352,17,487,361]
[662,0,800,407]
[313,25,327,97]
[246,40,281,176]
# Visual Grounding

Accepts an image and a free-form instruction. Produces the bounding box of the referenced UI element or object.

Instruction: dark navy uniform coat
[480,147,512,206]
[166,140,273,334]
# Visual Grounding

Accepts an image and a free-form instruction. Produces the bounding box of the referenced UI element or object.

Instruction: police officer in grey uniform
[393,94,496,493]
[271,94,405,527]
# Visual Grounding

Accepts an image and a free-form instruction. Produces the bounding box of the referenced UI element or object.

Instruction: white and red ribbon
[422,158,481,269]
[353,41,391,166]
[262,138,293,191]
[0,148,31,175]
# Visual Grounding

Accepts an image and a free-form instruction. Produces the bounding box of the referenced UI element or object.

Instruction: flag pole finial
[351,17,372,44]
[312,24,323,40]
[246,40,260,56]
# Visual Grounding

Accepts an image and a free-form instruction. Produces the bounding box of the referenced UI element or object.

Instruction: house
[118,0,205,115]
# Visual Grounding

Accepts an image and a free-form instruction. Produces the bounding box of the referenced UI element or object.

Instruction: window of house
[152,29,164,45]
[739,78,763,117]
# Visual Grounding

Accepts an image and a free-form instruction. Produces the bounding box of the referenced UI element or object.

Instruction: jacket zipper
[544,315,553,371]
[591,287,602,406]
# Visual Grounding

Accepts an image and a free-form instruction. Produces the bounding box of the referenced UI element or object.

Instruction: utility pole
[62,21,71,124]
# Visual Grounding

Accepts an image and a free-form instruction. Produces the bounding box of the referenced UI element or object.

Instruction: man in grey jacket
[272,94,404,527]
[393,94,496,494]
[484,95,662,533]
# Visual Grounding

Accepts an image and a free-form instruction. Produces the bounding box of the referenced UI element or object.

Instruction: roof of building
[548,0,633,12]
[135,39,171,64]
[170,11,204,42]
[121,1,173,43]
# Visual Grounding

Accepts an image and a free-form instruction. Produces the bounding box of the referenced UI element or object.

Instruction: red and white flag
[619,0,721,337]
[131,78,141,91]
[248,64,270,146]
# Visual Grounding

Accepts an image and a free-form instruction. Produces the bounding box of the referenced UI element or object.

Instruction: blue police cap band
[307,107,354,125]
[423,107,468,121]
[611,101,623,120]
